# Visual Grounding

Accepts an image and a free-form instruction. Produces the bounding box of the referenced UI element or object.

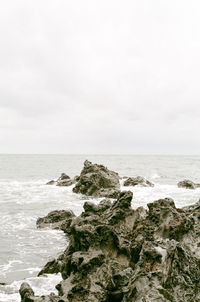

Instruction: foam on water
[123,184,200,209]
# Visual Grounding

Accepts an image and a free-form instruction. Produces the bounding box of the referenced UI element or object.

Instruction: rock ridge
[20,191,200,302]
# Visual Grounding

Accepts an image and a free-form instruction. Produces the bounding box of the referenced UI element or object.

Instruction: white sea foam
[120,183,200,209]
[151,172,161,179]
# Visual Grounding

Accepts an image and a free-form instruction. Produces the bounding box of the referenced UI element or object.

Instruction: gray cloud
[0,0,200,153]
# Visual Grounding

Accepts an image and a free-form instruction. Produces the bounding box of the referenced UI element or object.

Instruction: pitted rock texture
[123,176,154,187]
[21,191,200,302]
[177,179,200,189]
[72,160,120,198]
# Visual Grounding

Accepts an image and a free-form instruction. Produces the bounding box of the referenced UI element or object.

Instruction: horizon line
[0,153,200,156]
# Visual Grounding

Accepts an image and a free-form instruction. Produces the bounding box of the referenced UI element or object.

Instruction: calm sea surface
[0,154,200,301]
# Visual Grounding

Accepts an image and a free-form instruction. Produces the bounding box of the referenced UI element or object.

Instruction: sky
[0,0,200,154]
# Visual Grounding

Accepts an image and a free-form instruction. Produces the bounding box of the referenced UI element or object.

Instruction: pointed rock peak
[113,190,133,209]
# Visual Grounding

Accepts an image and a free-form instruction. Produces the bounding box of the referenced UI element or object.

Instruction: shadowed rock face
[72,160,120,198]
[21,191,200,302]
[123,176,154,187]
[177,179,200,189]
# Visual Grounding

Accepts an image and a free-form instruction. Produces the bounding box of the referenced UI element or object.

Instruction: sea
[0,154,200,302]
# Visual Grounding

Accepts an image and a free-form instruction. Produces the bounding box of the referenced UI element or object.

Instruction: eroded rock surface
[73,160,120,198]
[123,176,154,187]
[177,179,200,189]
[23,191,200,302]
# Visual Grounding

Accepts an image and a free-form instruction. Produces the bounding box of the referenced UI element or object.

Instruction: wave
[120,183,200,209]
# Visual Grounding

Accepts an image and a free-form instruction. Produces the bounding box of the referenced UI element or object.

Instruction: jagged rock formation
[123,176,154,187]
[72,160,120,198]
[46,173,75,187]
[21,191,200,302]
[177,179,200,189]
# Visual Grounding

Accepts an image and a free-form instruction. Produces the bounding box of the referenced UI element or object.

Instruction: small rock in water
[177,179,200,189]
[46,172,75,187]
[46,180,56,185]
[123,176,154,187]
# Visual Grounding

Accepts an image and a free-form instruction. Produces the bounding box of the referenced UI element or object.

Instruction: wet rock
[73,160,120,198]
[28,189,200,302]
[56,173,73,187]
[20,282,35,302]
[123,176,154,187]
[36,210,75,234]
[177,179,200,189]
[46,173,75,187]
[38,257,64,276]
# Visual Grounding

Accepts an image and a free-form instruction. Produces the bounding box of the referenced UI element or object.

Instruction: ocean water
[0,154,200,301]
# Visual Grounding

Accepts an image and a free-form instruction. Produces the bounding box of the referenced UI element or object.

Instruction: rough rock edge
[72,160,120,198]
[20,192,200,302]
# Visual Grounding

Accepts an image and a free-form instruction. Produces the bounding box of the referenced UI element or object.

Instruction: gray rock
[23,187,200,301]
[56,173,73,187]
[123,176,154,187]
[73,160,120,198]
[46,180,56,185]
[46,173,75,187]
[177,179,200,189]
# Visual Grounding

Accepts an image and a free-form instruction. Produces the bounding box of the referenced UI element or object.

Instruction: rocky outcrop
[23,191,200,302]
[36,210,75,234]
[177,179,200,189]
[123,176,154,187]
[46,173,75,187]
[72,160,120,198]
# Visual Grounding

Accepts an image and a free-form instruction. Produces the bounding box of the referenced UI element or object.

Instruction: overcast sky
[0,0,200,154]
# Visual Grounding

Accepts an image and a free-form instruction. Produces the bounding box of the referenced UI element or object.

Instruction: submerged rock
[123,176,154,187]
[177,179,200,189]
[27,190,200,302]
[73,160,120,198]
